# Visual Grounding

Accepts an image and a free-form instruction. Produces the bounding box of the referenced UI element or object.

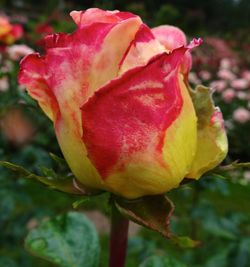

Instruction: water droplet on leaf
[29,238,47,251]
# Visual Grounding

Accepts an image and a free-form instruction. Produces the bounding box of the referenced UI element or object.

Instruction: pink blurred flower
[237,91,247,100]
[0,15,23,45]
[217,69,236,80]
[189,72,201,84]
[242,70,250,82]
[0,108,35,146]
[233,108,250,123]
[0,60,13,72]
[7,44,34,61]
[199,70,211,81]
[0,76,9,92]
[222,89,235,103]
[244,171,250,181]
[210,80,227,92]
[231,78,249,90]
[219,58,232,69]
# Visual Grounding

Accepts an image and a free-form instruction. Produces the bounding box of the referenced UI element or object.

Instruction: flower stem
[109,203,129,267]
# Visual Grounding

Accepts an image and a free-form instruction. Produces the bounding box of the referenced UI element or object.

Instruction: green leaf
[114,195,174,238]
[25,212,100,267]
[0,257,18,267]
[204,246,233,267]
[139,255,187,267]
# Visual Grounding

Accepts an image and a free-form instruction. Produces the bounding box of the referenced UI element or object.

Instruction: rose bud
[19,8,227,199]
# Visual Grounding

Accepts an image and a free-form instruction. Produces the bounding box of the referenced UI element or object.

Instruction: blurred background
[0,1,250,267]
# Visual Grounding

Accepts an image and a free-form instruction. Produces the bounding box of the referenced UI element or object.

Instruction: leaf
[139,255,187,267]
[0,257,18,267]
[204,246,233,267]
[25,212,100,267]
[202,218,237,240]
[0,161,86,195]
[114,195,174,238]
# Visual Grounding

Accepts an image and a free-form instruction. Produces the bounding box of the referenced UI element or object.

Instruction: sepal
[0,158,102,196]
[114,194,174,238]
[187,84,228,179]
[113,194,199,247]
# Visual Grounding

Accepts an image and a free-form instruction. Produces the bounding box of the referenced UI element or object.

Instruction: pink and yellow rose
[0,16,23,45]
[19,8,228,199]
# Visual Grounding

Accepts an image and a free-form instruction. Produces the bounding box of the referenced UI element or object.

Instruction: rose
[0,16,23,45]
[19,8,228,199]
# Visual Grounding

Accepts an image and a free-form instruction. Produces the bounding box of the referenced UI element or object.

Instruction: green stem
[109,203,129,267]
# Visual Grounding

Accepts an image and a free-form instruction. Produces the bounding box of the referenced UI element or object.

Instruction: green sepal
[114,194,200,248]
[114,194,174,238]
[0,160,101,196]
[211,161,250,176]
[188,84,215,129]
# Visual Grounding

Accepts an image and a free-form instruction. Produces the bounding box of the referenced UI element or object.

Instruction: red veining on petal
[81,48,188,179]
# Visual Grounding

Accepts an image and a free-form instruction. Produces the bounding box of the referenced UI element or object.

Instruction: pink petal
[70,8,139,26]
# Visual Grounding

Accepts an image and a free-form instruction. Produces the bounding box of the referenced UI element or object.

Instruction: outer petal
[19,10,143,190]
[70,8,138,26]
[81,48,197,199]
[152,25,192,75]
[19,54,60,121]
[187,86,228,178]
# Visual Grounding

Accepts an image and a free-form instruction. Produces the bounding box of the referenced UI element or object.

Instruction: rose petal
[81,48,197,198]
[152,25,196,75]
[70,8,138,26]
